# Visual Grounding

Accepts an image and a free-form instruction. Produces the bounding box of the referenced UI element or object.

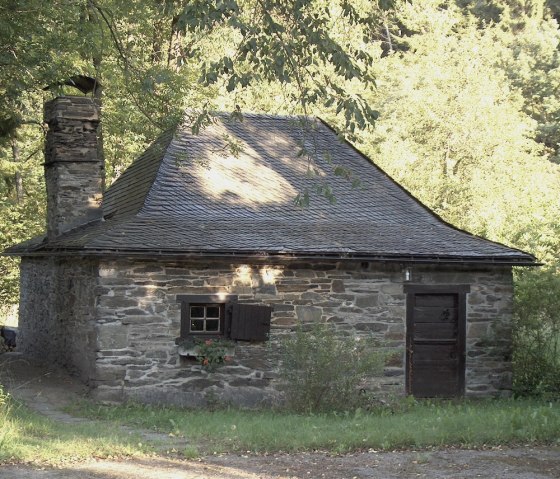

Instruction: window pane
[190,306,205,318]
[190,319,204,331]
[206,319,220,332]
[206,306,220,318]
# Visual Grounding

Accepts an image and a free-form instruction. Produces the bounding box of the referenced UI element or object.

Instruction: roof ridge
[181,109,317,122]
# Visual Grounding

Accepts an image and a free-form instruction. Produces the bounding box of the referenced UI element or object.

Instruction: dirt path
[1,353,559,479]
[2,447,560,479]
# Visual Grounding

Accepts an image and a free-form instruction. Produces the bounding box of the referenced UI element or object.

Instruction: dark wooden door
[406,289,466,398]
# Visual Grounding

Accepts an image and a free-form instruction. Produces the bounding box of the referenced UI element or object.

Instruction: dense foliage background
[1,0,559,394]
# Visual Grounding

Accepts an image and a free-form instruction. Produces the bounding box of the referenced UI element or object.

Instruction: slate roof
[6,114,535,264]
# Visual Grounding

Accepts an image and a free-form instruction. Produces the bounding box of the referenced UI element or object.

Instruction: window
[189,304,223,334]
[177,294,272,341]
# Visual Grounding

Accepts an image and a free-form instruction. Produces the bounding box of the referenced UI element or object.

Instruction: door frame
[403,284,470,397]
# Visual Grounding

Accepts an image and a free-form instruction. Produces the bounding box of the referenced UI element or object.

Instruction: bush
[513,267,560,397]
[277,323,385,413]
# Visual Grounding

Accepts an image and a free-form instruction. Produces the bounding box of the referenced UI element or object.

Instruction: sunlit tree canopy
[1,0,560,305]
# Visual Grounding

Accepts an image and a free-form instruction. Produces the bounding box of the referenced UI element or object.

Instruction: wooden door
[405,285,468,398]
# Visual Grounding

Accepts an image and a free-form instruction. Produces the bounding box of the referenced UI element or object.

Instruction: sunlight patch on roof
[195,147,297,206]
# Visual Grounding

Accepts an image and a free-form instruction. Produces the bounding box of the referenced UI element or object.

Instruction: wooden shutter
[229,303,272,341]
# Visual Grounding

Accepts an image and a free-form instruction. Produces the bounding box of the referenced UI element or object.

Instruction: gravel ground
[1,353,559,479]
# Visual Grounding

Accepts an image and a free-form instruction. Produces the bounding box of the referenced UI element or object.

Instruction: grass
[68,398,560,455]
[0,394,152,464]
[2,389,559,464]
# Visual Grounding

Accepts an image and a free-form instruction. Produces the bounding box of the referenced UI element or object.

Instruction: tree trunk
[384,22,393,54]
[11,139,23,204]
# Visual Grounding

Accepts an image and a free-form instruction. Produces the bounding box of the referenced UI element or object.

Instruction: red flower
[205,339,213,346]
[224,356,232,362]
[202,358,209,366]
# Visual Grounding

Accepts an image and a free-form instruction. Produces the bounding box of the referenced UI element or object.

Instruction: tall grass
[71,398,560,454]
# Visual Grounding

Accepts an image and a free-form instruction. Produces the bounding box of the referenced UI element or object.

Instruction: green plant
[194,338,235,371]
[513,267,560,398]
[277,323,384,413]
[0,389,152,464]
[0,384,11,452]
[183,445,199,459]
[71,398,560,454]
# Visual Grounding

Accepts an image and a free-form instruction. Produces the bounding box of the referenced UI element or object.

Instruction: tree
[497,17,560,164]
[2,0,560,309]
[356,0,560,262]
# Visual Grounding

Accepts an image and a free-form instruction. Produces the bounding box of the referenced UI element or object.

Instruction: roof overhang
[5,247,539,266]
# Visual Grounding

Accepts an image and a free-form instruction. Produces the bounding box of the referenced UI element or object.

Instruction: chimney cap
[43,75,102,96]
[44,96,101,124]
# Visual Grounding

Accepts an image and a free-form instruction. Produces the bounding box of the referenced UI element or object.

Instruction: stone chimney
[44,96,104,239]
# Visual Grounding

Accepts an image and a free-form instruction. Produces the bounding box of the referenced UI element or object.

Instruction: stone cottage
[6,96,536,406]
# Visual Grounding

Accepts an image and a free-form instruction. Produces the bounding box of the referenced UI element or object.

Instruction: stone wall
[90,258,514,406]
[19,257,99,382]
[56,259,99,382]
[92,259,406,405]
[19,258,58,364]
[411,267,514,396]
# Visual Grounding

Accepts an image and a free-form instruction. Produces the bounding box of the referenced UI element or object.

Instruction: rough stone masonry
[43,96,104,239]
[74,258,512,407]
